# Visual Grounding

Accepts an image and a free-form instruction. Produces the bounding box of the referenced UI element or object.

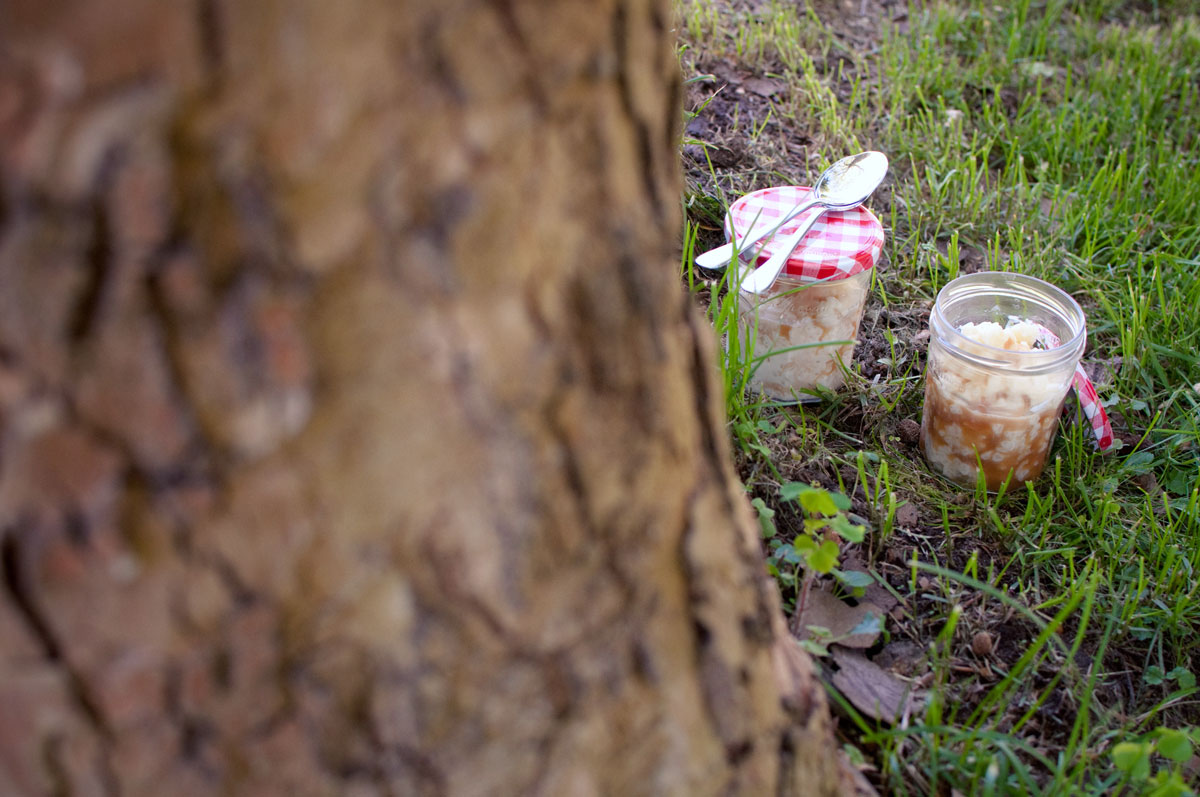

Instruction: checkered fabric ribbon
[1073,368,1115,451]
[726,186,884,282]
[1037,325,1115,451]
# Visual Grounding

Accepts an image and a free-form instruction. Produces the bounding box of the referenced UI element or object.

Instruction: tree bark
[0,1,846,794]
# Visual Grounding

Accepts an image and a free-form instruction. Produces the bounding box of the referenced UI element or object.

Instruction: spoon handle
[694,198,819,269]
[739,206,829,294]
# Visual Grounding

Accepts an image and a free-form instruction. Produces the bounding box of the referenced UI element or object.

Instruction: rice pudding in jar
[728,186,885,402]
[739,271,871,399]
[919,272,1087,490]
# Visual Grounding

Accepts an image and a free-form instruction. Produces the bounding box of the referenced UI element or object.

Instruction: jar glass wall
[738,270,871,401]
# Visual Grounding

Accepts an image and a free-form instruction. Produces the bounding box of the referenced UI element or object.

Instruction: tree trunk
[0,1,846,794]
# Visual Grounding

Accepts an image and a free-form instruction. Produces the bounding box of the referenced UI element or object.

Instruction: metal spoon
[736,151,887,294]
[694,151,887,271]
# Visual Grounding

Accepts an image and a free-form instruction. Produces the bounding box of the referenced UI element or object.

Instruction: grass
[676,0,1200,793]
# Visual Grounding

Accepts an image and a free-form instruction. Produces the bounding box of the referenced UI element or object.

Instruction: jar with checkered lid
[727,185,885,401]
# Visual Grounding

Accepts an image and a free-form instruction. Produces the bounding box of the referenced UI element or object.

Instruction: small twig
[792,570,816,634]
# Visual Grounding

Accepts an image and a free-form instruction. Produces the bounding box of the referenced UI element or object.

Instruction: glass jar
[739,270,872,400]
[728,186,884,402]
[919,272,1087,490]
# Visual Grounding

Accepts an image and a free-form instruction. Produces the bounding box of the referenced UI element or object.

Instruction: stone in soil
[894,503,919,528]
[897,418,921,446]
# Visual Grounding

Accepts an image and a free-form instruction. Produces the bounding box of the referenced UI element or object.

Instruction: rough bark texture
[0,1,845,794]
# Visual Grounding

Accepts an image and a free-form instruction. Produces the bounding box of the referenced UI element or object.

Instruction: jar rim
[930,271,1086,372]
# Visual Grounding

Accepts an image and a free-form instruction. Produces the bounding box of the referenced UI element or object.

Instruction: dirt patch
[806,0,909,48]
[683,57,817,206]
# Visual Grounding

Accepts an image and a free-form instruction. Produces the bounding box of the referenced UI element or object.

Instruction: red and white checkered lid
[726,186,884,282]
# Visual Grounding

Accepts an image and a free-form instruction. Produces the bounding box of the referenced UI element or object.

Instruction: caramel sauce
[919,376,1065,490]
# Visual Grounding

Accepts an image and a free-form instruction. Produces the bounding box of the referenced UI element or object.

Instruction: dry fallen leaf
[872,639,927,677]
[862,580,899,613]
[794,583,884,649]
[831,648,921,724]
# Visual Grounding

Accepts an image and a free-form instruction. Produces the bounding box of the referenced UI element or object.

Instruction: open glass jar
[729,186,884,402]
[919,272,1087,490]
